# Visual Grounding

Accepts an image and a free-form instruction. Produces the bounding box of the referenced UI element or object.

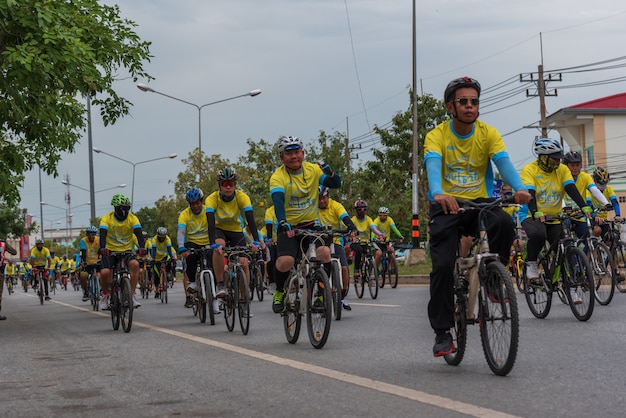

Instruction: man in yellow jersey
[30,239,52,300]
[424,76,531,357]
[150,227,173,299]
[350,199,385,282]
[373,206,404,283]
[590,166,623,238]
[99,194,146,310]
[318,186,357,310]
[177,187,222,312]
[79,225,100,302]
[269,136,341,313]
[205,167,262,312]
[49,249,61,289]
[0,239,18,320]
[520,138,591,304]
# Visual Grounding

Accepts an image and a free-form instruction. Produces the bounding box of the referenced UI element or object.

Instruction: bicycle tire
[236,266,251,335]
[354,269,364,299]
[524,257,552,319]
[38,274,44,305]
[90,274,100,311]
[514,256,525,294]
[365,259,379,300]
[380,259,386,288]
[589,240,615,305]
[251,263,264,302]
[444,272,467,366]
[223,272,236,332]
[203,272,215,326]
[562,246,594,321]
[478,261,519,376]
[330,260,342,321]
[7,280,13,295]
[283,274,302,344]
[120,276,133,333]
[613,242,626,293]
[198,292,207,324]
[306,268,332,349]
[110,284,120,330]
[388,256,399,288]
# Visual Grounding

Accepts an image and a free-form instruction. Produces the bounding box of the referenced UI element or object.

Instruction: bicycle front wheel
[365,260,379,300]
[524,258,552,319]
[330,260,342,321]
[223,273,236,332]
[252,263,264,302]
[306,268,332,349]
[613,242,626,293]
[203,272,215,326]
[388,256,399,288]
[110,284,120,331]
[354,268,364,299]
[444,272,467,366]
[590,241,615,305]
[514,256,525,294]
[563,247,594,321]
[283,274,302,344]
[120,276,133,333]
[236,266,251,335]
[479,261,519,376]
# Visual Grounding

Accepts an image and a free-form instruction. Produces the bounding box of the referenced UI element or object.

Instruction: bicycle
[108,251,134,333]
[248,252,265,302]
[353,241,380,300]
[153,260,168,304]
[603,218,626,294]
[72,271,81,292]
[523,212,595,321]
[329,230,351,321]
[187,246,218,325]
[379,240,407,289]
[6,275,14,295]
[140,260,153,299]
[509,210,526,294]
[222,246,253,335]
[443,199,519,376]
[32,267,46,305]
[282,227,333,349]
[86,264,101,311]
[60,269,70,291]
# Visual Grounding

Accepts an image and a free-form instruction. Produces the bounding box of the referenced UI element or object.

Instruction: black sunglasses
[454,97,479,106]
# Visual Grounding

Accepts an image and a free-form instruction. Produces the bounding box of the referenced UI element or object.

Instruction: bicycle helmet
[354,200,368,210]
[593,166,610,185]
[444,76,481,103]
[378,206,390,215]
[533,138,563,157]
[35,238,44,245]
[50,250,55,254]
[277,136,303,153]
[563,151,582,164]
[185,187,204,203]
[217,167,238,182]
[156,227,167,237]
[111,193,131,207]
[142,231,148,238]
[319,186,330,197]
[85,225,97,235]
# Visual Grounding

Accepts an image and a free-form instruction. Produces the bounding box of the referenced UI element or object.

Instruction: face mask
[597,184,606,192]
[115,206,130,220]
[537,155,560,173]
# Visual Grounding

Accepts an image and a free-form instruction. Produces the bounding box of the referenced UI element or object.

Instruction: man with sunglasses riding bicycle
[424,76,531,357]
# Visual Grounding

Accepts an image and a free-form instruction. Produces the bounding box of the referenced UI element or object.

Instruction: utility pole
[343,116,361,200]
[411,0,419,249]
[520,65,561,137]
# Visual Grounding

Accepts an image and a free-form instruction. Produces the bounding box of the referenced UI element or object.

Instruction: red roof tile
[570,92,626,109]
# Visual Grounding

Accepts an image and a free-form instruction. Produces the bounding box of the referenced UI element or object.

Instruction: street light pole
[92,148,177,204]
[61,179,126,221]
[41,201,89,257]
[136,84,261,178]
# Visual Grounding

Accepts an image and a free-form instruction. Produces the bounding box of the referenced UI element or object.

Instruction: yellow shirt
[520,161,575,221]
[99,211,142,252]
[319,198,349,244]
[270,161,323,225]
[60,258,72,271]
[351,215,376,244]
[30,247,51,268]
[204,191,252,233]
[589,185,617,220]
[151,235,172,261]
[178,206,210,246]
[80,236,100,265]
[50,255,61,270]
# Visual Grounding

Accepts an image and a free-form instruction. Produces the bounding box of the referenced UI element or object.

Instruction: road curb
[397,274,430,285]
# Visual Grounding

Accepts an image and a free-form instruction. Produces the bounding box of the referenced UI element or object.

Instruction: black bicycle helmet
[563,151,582,164]
[217,167,238,182]
[593,166,610,185]
[444,76,481,103]
[354,200,368,210]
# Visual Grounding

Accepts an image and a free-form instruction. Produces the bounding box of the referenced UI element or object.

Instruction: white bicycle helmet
[533,138,563,157]
[277,136,303,153]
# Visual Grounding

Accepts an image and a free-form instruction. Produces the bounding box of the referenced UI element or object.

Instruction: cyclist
[205,167,263,309]
[589,166,622,237]
[424,76,531,357]
[150,227,173,299]
[350,200,385,283]
[177,187,222,313]
[4,259,17,289]
[138,230,153,296]
[79,225,101,302]
[0,240,18,320]
[269,135,341,313]
[373,206,404,277]
[520,138,591,303]
[30,238,52,301]
[318,186,357,310]
[59,255,71,288]
[49,250,61,290]
[562,151,608,240]
[98,194,147,310]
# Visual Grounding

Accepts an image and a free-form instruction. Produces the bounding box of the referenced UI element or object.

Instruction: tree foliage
[0,0,153,206]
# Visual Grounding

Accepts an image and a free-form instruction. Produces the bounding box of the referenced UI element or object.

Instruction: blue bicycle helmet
[85,225,98,235]
[185,187,204,203]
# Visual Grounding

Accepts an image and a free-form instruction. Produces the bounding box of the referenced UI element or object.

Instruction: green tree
[0,0,152,205]
[0,204,33,239]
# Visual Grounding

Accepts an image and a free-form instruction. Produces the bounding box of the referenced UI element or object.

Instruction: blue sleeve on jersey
[425,156,443,197]
[493,154,525,192]
[612,197,621,216]
[271,191,287,222]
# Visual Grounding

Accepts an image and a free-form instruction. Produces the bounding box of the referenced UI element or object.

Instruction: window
[585,147,595,166]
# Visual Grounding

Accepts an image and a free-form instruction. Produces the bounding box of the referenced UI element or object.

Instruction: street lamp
[92,147,177,204]
[61,180,126,220]
[136,83,261,178]
[41,201,90,257]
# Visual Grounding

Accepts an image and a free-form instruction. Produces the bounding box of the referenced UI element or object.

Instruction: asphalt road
[1,280,625,418]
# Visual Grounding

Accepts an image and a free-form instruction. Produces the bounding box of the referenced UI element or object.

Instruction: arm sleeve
[322,172,341,189]
[612,197,621,216]
[425,157,443,196]
[391,224,403,238]
[341,215,357,231]
[271,191,287,222]
[564,183,588,209]
[134,229,145,249]
[494,156,526,191]
[528,189,538,215]
[589,185,609,206]
[99,229,107,250]
[244,211,260,242]
[177,226,186,250]
[265,222,274,240]
[206,212,217,243]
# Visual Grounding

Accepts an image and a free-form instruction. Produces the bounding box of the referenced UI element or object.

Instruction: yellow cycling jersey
[563,171,596,209]
[30,247,51,268]
[424,120,508,200]
[270,161,323,225]
[4,264,16,275]
[151,235,172,261]
[319,198,349,244]
[520,161,574,221]
[374,216,398,241]
[60,259,71,271]
[204,190,252,233]
[178,206,210,246]
[100,211,142,252]
[50,256,61,270]
[589,185,616,220]
[351,215,376,244]
[80,236,100,265]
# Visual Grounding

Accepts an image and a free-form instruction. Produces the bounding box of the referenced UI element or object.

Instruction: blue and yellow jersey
[589,185,617,220]
[319,198,350,245]
[424,120,508,201]
[99,211,142,252]
[519,161,574,222]
[374,215,400,241]
[564,171,596,211]
[59,258,71,271]
[50,255,61,270]
[178,206,210,246]
[351,215,377,244]
[80,236,100,265]
[30,247,51,268]
[69,259,76,272]
[151,235,172,261]
[204,190,252,233]
[4,263,16,276]
[270,161,323,225]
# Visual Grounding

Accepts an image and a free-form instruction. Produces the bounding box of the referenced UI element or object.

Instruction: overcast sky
[19,0,626,232]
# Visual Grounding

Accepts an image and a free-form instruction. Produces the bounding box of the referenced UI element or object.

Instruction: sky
[18,0,626,232]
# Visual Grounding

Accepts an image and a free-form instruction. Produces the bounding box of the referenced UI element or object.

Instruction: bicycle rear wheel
[306,268,332,349]
[38,275,44,305]
[365,260,379,299]
[513,256,525,294]
[590,241,615,305]
[563,247,594,321]
[388,256,399,288]
[203,272,215,326]
[223,274,236,332]
[236,266,251,335]
[283,274,302,344]
[330,260,342,321]
[354,269,364,299]
[110,284,120,331]
[479,261,519,376]
[524,258,552,319]
[613,242,626,293]
[120,276,133,333]
[90,274,100,311]
[252,263,264,302]
[444,273,467,366]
